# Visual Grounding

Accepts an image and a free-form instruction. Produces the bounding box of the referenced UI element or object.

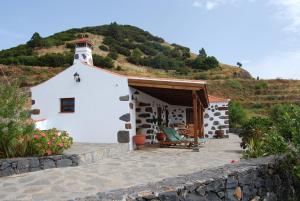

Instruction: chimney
[73,38,93,66]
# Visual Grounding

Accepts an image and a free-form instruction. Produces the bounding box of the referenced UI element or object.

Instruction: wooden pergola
[128,77,209,151]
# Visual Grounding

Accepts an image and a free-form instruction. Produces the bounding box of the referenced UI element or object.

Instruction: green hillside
[0,23,251,79]
[2,23,298,117]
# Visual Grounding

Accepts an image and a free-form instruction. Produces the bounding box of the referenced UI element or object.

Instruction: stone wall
[204,101,229,138]
[75,156,298,201]
[0,154,79,177]
[131,89,169,144]
[168,106,187,125]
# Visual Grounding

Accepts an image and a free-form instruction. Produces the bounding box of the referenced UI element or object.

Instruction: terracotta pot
[133,134,146,150]
[216,130,224,138]
[156,132,166,141]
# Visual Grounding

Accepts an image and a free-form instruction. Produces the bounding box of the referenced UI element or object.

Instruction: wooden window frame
[60,98,75,113]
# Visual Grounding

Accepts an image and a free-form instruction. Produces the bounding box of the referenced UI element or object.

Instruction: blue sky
[0,0,300,79]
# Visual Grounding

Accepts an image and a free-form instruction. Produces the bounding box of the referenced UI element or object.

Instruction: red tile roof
[208,95,229,103]
[75,38,93,46]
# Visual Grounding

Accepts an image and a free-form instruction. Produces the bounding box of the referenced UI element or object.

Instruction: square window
[60,98,75,113]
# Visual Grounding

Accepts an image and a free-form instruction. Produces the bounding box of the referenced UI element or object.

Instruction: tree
[27,32,43,48]
[237,62,242,68]
[107,22,123,41]
[93,54,114,68]
[192,56,219,70]
[202,56,219,70]
[199,48,207,58]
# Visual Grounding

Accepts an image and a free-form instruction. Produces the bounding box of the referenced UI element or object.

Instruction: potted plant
[133,128,146,150]
[156,120,167,141]
[156,132,166,141]
[216,129,224,138]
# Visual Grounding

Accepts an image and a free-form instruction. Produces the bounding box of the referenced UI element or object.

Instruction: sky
[0,0,300,79]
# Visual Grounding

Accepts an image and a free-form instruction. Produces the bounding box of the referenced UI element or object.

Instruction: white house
[31,39,229,150]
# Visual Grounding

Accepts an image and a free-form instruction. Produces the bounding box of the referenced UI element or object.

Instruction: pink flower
[47,141,52,145]
[34,135,39,139]
[58,143,64,147]
[56,132,61,137]
[41,133,46,137]
[46,150,52,155]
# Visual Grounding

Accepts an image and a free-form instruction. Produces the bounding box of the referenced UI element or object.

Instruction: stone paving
[0,134,242,201]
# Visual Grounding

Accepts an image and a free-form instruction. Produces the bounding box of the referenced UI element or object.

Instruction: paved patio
[0,134,243,201]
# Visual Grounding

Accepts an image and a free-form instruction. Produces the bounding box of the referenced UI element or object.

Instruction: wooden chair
[159,128,193,148]
[178,124,208,145]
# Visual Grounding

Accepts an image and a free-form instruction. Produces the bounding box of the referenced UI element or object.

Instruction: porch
[128,77,209,151]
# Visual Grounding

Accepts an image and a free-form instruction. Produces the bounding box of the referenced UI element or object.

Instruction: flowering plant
[32,128,73,156]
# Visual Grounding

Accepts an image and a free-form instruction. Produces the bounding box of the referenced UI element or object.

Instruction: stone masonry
[74,156,297,201]
[0,154,79,177]
[204,101,229,138]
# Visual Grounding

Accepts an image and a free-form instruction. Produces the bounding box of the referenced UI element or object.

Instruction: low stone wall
[0,154,79,177]
[74,156,297,201]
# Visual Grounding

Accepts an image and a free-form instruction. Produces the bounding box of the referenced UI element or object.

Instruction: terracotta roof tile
[208,95,229,103]
[75,38,93,46]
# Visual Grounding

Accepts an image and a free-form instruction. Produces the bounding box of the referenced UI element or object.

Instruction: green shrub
[239,116,272,149]
[252,103,263,109]
[108,50,118,60]
[194,73,208,80]
[65,43,75,50]
[279,105,300,153]
[266,95,279,101]
[142,55,185,70]
[0,82,35,158]
[0,44,33,58]
[191,56,219,70]
[0,53,73,67]
[116,66,123,71]
[255,81,268,90]
[38,53,73,67]
[270,104,300,141]
[32,128,73,156]
[243,130,287,158]
[0,83,73,158]
[211,75,222,80]
[175,67,191,75]
[114,45,131,56]
[226,80,242,89]
[127,48,143,65]
[242,138,266,158]
[137,43,159,56]
[93,54,114,68]
[228,101,247,128]
[99,45,109,51]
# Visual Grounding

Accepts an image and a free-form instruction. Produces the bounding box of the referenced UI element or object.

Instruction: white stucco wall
[31,63,132,144]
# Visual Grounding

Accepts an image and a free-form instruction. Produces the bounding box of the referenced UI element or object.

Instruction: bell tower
[73,38,93,66]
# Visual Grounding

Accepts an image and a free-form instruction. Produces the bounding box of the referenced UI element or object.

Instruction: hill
[0,23,251,80]
[2,23,298,117]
